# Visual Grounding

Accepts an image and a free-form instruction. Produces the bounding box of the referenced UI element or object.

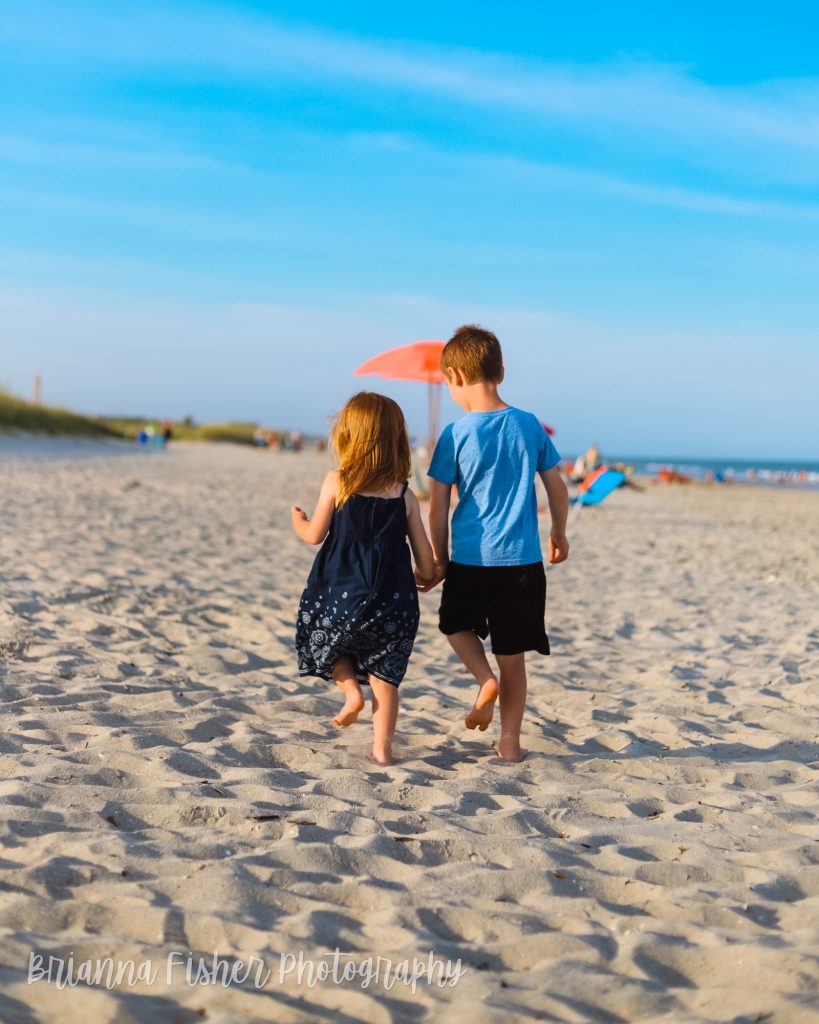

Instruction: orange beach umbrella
[354,340,446,453]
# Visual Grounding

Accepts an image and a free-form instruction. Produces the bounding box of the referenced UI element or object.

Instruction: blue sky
[1,0,817,459]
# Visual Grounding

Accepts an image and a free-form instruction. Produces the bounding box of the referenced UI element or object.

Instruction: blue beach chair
[568,468,626,527]
[573,468,626,506]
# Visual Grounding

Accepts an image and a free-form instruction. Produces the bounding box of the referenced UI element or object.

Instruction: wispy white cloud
[506,160,816,219]
[355,136,819,219]
[5,125,817,227]
[2,0,819,161]
[0,185,277,243]
[0,134,223,172]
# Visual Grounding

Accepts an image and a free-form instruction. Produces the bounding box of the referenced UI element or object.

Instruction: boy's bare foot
[368,743,393,766]
[496,735,528,762]
[465,677,499,731]
[332,690,365,727]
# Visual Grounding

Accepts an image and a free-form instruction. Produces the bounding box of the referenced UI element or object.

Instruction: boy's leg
[369,676,399,765]
[446,631,499,731]
[487,564,547,762]
[494,653,527,762]
[331,657,365,727]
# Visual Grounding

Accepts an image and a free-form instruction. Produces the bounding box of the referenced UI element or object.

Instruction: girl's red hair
[331,392,411,506]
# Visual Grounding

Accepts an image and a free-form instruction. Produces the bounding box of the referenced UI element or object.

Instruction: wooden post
[33,373,42,405]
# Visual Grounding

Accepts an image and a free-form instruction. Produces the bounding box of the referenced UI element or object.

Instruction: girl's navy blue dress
[296,484,419,687]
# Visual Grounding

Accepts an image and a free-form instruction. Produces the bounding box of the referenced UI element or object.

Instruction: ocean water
[608,455,819,489]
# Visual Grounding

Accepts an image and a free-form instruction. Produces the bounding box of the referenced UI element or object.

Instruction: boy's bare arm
[428,480,452,563]
[539,467,570,564]
[417,479,451,590]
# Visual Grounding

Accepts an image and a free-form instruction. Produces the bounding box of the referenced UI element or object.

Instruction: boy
[419,325,569,762]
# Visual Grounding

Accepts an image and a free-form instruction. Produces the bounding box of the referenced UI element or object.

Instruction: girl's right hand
[291,506,308,529]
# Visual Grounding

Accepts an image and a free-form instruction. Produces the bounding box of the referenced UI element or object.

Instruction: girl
[291,392,434,765]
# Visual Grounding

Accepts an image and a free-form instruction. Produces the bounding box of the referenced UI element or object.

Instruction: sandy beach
[1,437,818,1023]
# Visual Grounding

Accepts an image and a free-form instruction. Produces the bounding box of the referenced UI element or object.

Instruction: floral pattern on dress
[296,585,419,686]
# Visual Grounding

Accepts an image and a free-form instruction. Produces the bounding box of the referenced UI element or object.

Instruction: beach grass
[104,417,259,445]
[0,389,124,438]
[184,422,257,445]
[0,393,259,445]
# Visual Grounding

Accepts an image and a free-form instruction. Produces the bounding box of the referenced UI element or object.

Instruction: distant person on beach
[571,443,601,481]
[418,325,570,762]
[291,392,435,765]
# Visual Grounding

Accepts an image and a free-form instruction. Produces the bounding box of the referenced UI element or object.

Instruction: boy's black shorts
[438,562,550,656]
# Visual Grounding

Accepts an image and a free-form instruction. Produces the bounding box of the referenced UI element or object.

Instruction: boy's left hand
[548,533,569,564]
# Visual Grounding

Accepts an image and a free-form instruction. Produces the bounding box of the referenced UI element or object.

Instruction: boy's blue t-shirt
[428,406,561,567]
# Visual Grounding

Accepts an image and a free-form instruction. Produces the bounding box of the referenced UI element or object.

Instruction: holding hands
[415,557,447,592]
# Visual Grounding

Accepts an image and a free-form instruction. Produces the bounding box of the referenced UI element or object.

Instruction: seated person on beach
[570,443,602,481]
[419,324,570,763]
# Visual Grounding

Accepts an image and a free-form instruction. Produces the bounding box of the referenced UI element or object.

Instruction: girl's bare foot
[368,743,393,766]
[465,677,499,731]
[368,676,398,767]
[496,735,528,762]
[331,661,365,727]
[332,691,365,727]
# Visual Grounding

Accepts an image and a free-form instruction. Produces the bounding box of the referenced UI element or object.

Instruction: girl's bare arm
[291,471,338,545]
[405,489,435,580]
[413,479,451,591]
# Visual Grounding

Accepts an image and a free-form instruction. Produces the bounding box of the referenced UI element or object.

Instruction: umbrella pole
[427,381,432,457]
[427,381,441,460]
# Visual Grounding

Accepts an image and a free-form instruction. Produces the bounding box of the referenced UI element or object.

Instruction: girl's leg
[446,630,499,731]
[369,676,399,765]
[494,653,527,762]
[331,657,365,727]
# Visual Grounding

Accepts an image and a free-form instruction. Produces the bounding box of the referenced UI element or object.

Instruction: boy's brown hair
[440,324,503,384]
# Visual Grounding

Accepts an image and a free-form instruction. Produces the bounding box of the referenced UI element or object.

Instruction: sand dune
[1,439,818,1022]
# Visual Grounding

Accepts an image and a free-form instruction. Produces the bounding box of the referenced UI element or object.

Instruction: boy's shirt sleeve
[428,423,457,484]
[536,419,561,472]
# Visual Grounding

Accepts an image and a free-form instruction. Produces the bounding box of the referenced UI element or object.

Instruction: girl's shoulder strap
[401,480,409,496]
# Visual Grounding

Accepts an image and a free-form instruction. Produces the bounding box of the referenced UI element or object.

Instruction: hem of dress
[298,666,403,688]
[298,666,333,682]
